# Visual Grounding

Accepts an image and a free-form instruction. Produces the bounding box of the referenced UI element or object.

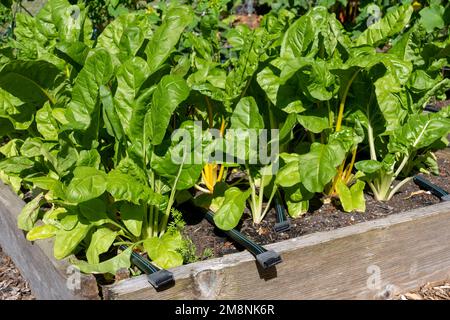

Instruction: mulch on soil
[0,246,34,300]
[398,280,450,300]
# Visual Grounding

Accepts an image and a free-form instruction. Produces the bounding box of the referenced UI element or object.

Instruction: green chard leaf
[86,228,118,264]
[147,75,190,145]
[145,6,194,74]
[65,167,107,204]
[73,247,132,274]
[336,180,366,213]
[213,187,252,231]
[18,193,44,231]
[356,4,413,47]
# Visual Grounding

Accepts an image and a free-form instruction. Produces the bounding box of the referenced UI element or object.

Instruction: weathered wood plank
[103,201,450,300]
[0,182,99,300]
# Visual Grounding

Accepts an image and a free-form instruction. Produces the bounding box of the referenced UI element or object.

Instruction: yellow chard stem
[344,147,358,183]
[217,164,225,182]
[335,70,360,132]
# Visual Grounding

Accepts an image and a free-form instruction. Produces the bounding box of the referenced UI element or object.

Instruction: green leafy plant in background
[256,3,449,212]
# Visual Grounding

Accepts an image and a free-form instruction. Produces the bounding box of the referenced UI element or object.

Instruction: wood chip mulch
[0,246,35,300]
[398,280,450,300]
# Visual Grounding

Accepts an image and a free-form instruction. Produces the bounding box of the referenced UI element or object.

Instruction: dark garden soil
[434,99,450,109]
[183,148,450,259]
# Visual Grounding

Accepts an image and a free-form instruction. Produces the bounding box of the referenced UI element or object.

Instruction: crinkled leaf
[356,4,413,47]
[147,75,190,145]
[73,247,131,274]
[336,179,366,213]
[230,96,265,130]
[65,167,107,204]
[18,193,44,231]
[298,142,346,193]
[86,228,118,264]
[78,198,109,226]
[119,202,144,237]
[0,60,61,105]
[36,102,59,140]
[26,224,58,241]
[355,160,383,174]
[54,219,92,259]
[65,49,113,130]
[106,170,163,206]
[213,187,251,231]
[145,6,194,74]
[0,156,34,174]
[143,232,184,269]
[113,57,150,136]
[389,114,450,153]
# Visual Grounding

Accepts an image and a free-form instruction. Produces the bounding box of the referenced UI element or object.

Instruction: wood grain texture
[0,182,99,300]
[103,201,450,300]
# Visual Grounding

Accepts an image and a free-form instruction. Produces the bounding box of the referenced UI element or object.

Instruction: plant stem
[255,176,266,223]
[327,100,333,127]
[367,122,377,161]
[159,157,185,235]
[194,184,211,194]
[335,70,360,132]
[343,147,357,183]
[393,154,410,181]
[258,186,277,224]
[246,164,258,221]
[387,177,413,201]
[217,164,225,182]
[205,96,214,128]
[367,181,380,201]
[328,161,345,196]
[149,205,155,238]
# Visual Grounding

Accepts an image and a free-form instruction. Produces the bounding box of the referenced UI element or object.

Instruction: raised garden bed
[1,150,449,300]
[1,1,450,301]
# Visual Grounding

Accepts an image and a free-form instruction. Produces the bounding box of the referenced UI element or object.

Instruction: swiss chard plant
[0,1,449,278]
[0,0,204,272]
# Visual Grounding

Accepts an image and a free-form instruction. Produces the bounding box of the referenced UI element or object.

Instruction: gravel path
[0,246,34,300]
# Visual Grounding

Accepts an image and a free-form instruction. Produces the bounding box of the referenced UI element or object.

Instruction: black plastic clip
[273,196,290,233]
[256,250,283,269]
[119,245,174,290]
[424,104,440,113]
[203,210,282,269]
[413,175,450,202]
[147,269,175,289]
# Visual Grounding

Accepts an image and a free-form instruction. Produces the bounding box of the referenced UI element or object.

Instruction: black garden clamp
[273,194,291,233]
[119,245,174,290]
[413,175,450,202]
[203,210,282,269]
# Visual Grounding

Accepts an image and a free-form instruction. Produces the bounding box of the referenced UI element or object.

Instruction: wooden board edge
[103,201,450,299]
[0,182,100,300]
